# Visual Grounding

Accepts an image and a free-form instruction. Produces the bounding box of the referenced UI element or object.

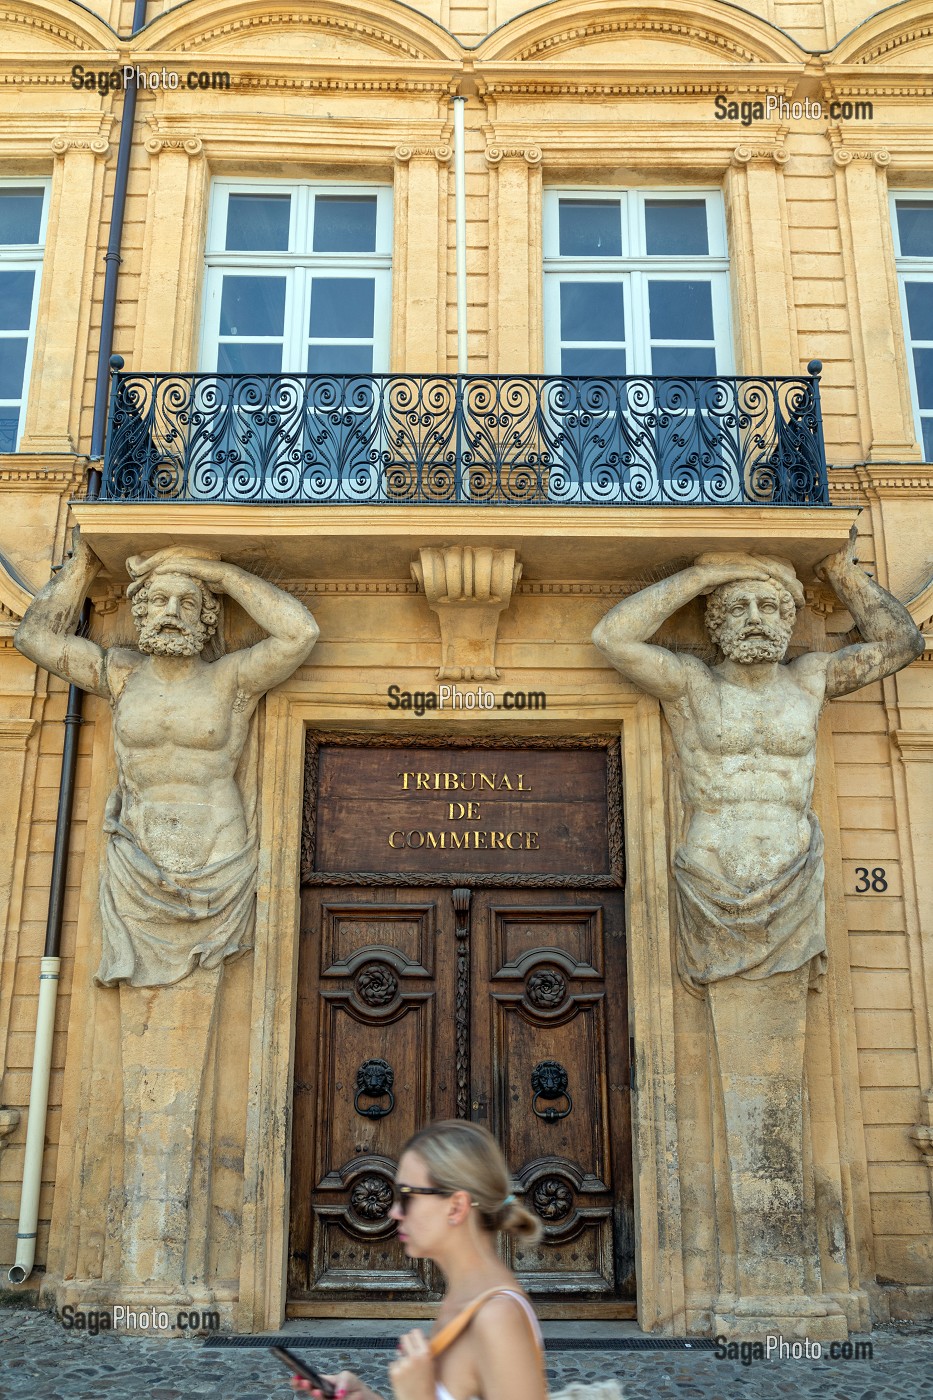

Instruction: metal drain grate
[204,1334,717,1352]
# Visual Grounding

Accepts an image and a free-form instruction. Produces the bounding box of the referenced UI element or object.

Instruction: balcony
[98,365,829,508]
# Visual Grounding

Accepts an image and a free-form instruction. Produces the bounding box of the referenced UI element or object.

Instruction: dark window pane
[561,347,626,376]
[313,196,378,252]
[307,344,374,374]
[225,194,291,251]
[0,337,28,398]
[645,199,709,255]
[559,282,624,342]
[0,409,19,452]
[219,276,286,336]
[558,200,622,256]
[913,347,933,408]
[651,346,717,376]
[310,279,375,338]
[649,280,714,340]
[897,201,933,258]
[905,282,933,339]
[0,189,44,245]
[0,270,35,331]
[921,417,933,462]
[217,342,283,374]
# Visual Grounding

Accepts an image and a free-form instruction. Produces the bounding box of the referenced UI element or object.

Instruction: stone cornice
[0,113,114,160]
[476,62,801,98]
[894,729,933,758]
[827,463,933,495]
[0,454,88,491]
[145,113,454,160]
[0,719,37,750]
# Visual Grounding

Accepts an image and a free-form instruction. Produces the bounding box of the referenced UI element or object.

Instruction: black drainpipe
[8,1,149,1287]
[45,0,149,962]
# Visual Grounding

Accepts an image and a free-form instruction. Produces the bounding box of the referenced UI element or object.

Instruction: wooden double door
[288,885,634,1314]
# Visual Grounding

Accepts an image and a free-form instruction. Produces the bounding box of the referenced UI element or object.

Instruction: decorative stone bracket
[411,546,522,681]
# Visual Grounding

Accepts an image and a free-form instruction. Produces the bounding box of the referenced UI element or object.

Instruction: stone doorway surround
[234,693,683,1333]
[42,687,871,1335]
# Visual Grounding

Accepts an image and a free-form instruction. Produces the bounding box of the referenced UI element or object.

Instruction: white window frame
[0,179,50,452]
[891,190,933,461]
[200,179,393,374]
[542,187,733,375]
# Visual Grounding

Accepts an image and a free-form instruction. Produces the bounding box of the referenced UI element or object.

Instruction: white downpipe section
[453,96,468,373]
[8,956,60,1284]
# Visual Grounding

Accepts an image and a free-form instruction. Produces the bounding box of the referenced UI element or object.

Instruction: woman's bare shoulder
[469,1290,539,1342]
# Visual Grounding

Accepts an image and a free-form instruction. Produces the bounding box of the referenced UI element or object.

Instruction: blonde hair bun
[402,1120,543,1245]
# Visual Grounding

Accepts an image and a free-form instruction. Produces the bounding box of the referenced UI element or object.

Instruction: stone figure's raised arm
[14,530,108,697]
[161,556,319,693]
[802,527,925,699]
[591,558,773,699]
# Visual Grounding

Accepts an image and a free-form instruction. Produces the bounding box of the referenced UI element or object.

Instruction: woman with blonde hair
[293,1119,547,1400]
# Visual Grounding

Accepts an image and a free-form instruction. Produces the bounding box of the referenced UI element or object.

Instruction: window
[192,182,392,498]
[543,190,733,501]
[892,193,933,461]
[201,182,392,375]
[543,189,732,377]
[0,182,49,452]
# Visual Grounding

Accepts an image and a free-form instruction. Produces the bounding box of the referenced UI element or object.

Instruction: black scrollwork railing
[98,362,829,506]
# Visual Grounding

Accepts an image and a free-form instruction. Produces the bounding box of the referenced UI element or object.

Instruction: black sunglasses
[392,1184,454,1215]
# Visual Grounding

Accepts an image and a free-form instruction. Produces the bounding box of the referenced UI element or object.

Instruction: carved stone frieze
[51,136,110,157]
[732,144,789,166]
[411,546,522,681]
[395,144,452,163]
[485,145,542,166]
[144,136,204,156]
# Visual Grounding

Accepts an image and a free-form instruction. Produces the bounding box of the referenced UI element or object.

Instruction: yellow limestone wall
[0,0,931,1328]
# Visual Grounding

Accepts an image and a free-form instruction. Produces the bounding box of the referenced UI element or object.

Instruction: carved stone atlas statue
[592,526,924,1339]
[15,533,318,1298]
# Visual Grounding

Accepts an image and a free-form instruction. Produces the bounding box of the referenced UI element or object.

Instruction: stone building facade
[0,0,931,1338]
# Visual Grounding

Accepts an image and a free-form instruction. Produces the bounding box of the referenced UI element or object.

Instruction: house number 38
[854,867,888,893]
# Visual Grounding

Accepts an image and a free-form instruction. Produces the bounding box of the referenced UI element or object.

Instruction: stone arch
[832,0,933,65]
[0,0,117,52]
[474,0,809,64]
[136,0,463,61]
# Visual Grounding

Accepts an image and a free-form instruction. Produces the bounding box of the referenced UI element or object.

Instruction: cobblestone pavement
[1,1307,932,1399]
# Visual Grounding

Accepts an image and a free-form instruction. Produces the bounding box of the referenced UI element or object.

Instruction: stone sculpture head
[126,550,221,658]
[700,553,805,665]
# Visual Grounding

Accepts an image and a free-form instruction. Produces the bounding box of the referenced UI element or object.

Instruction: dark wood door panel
[470,889,633,1301]
[289,887,455,1299]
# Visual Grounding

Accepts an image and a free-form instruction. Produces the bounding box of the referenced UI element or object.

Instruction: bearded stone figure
[592,530,923,1338]
[15,534,319,1295]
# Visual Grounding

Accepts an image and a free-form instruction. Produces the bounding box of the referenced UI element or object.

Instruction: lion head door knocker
[354,1058,395,1119]
[530,1059,572,1124]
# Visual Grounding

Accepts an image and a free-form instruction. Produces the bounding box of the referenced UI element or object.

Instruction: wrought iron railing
[99,360,829,506]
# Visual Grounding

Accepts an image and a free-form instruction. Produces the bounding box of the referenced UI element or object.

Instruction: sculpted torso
[109,651,254,872]
[590,540,923,897]
[665,659,823,887]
